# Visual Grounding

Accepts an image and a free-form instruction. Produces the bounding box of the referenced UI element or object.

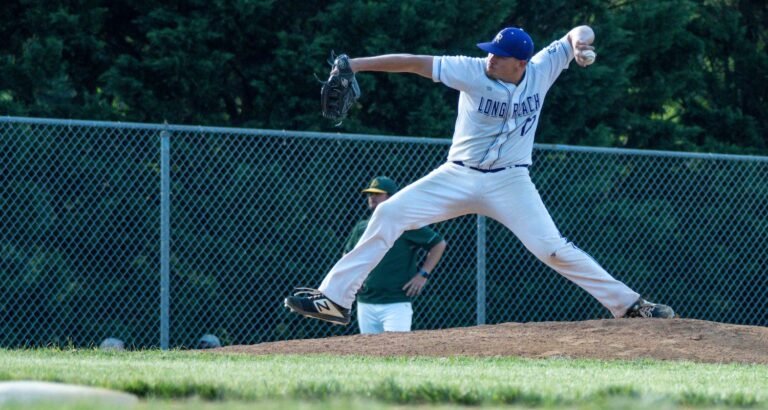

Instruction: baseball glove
[320,51,360,125]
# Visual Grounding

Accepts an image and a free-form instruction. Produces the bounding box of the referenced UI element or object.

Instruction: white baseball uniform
[319,36,641,317]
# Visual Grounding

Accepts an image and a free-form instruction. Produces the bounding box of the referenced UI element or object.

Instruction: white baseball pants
[319,162,640,317]
[357,302,413,334]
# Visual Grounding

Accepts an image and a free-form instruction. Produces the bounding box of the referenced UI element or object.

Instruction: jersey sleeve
[432,55,487,93]
[401,226,443,249]
[530,37,574,89]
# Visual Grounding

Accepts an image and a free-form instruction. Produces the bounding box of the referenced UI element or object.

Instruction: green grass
[0,349,766,409]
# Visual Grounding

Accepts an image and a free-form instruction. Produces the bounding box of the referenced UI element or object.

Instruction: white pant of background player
[357,302,413,334]
[320,162,641,318]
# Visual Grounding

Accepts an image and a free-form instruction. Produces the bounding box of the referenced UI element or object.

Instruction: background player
[285,25,674,324]
[347,176,447,334]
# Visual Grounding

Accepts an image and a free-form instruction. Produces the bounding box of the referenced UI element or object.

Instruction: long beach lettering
[477,97,508,118]
[511,93,541,118]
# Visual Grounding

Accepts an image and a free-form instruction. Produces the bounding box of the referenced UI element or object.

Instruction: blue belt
[452,161,529,173]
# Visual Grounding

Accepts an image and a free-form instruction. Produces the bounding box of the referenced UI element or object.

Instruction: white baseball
[579,50,596,65]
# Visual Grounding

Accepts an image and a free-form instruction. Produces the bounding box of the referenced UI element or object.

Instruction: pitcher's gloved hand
[320,52,361,125]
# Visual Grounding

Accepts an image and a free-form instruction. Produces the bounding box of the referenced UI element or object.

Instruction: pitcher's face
[485,53,527,83]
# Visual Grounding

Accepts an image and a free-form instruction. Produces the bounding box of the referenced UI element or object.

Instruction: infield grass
[0,349,766,409]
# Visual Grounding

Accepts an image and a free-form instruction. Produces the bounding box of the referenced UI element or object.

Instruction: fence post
[476,215,487,325]
[160,130,171,350]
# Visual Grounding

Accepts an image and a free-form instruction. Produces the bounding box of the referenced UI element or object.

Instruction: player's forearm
[420,240,447,273]
[350,54,433,79]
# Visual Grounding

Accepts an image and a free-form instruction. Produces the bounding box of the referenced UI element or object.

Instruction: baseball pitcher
[286,25,674,325]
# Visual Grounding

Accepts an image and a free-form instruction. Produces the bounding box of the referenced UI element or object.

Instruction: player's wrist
[418,269,430,279]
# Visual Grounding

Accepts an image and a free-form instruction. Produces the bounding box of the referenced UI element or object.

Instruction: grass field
[0,349,766,409]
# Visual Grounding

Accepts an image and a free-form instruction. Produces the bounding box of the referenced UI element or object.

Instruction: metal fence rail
[1,116,766,349]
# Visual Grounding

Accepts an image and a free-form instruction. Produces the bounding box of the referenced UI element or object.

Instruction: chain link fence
[1,116,766,349]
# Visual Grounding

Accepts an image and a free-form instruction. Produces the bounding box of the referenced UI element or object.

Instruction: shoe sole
[284,299,350,325]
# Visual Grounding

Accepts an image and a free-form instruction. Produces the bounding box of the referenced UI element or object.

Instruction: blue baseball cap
[477,27,534,60]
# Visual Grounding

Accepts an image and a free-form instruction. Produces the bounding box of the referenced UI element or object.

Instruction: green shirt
[344,219,443,304]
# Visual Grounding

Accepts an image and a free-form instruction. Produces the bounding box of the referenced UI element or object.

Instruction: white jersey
[432,37,574,169]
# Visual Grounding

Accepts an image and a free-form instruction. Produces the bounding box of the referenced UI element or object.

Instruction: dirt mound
[219,319,768,364]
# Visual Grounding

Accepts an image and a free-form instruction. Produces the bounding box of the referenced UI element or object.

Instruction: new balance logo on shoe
[314,299,332,312]
[313,299,349,319]
[313,298,346,318]
[284,287,351,325]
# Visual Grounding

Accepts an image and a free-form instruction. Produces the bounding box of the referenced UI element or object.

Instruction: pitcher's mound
[220,318,768,364]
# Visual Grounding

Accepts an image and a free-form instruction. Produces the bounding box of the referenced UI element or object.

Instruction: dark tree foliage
[0,0,765,153]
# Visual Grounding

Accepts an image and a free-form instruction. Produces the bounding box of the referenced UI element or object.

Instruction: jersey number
[521,115,537,136]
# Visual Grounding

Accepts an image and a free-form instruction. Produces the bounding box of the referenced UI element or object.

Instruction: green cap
[361,176,398,195]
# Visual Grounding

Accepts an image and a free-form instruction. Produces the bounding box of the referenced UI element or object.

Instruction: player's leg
[357,302,384,334]
[319,164,475,308]
[286,163,477,323]
[481,168,672,318]
[380,302,413,332]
